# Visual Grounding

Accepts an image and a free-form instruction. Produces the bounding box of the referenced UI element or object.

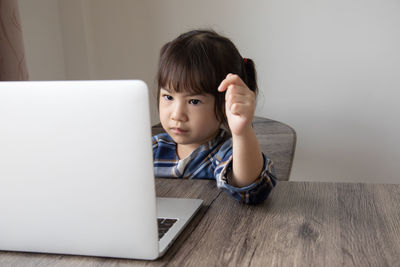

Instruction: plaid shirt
[152,129,277,204]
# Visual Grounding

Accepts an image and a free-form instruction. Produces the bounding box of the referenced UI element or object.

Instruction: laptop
[0,80,203,260]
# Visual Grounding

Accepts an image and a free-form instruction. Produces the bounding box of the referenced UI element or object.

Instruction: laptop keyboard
[157,218,178,240]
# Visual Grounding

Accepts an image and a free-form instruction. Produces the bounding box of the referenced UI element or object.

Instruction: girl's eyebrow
[161,88,205,97]
[184,92,205,97]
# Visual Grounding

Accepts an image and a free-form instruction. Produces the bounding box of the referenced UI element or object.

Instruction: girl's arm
[218,74,264,187]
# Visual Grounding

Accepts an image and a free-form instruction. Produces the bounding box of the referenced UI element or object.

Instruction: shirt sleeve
[213,140,278,205]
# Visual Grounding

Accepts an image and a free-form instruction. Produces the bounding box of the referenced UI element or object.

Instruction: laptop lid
[0,80,160,259]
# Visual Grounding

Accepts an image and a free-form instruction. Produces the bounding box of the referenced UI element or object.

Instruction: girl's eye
[163,94,173,101]
[189,99,201,105]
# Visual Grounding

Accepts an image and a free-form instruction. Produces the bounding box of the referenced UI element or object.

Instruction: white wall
[264,0,400,183]
[79,0,159,121]
[58,0,92,79]
[19,0,400,183]
[18,0,66,80]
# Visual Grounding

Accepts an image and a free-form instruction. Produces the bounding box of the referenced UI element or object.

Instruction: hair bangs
[158,43,218,96]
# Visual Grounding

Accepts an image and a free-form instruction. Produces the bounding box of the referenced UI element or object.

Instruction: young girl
[152,29,277,204]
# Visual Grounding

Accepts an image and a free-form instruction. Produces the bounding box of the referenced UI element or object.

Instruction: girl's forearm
[231,127,264,187]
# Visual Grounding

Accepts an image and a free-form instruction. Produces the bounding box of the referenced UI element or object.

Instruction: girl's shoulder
[152,132,175,145]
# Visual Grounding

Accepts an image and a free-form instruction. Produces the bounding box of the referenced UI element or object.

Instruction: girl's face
[159,88,221,156]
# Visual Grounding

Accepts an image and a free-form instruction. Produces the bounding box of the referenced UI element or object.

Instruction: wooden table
[1,179,400,266]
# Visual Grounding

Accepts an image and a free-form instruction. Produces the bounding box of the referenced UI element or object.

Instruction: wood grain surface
[1,180,399,267]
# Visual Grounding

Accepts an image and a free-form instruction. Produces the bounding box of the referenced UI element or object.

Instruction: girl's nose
[171,102,187,122]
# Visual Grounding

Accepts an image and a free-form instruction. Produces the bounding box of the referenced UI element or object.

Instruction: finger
[226,87,255,105]
[226,93,253,105]
[226,84,254,97]
[225,84,246,101]
[230,103,241,116]
[218,73,246,92]
[229,103,252,116]
[226,92,233,111]
[223,74,246,91]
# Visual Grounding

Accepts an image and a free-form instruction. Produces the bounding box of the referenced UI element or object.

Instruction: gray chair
[252,116,296,181]
[152,116,296,181]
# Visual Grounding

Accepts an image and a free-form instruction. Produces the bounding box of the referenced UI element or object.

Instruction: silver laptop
[0,80,202,260]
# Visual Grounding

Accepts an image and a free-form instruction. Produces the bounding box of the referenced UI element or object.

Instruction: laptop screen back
[0,80,159,259]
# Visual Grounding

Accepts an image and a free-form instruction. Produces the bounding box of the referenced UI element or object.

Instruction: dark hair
[157,29,258,127]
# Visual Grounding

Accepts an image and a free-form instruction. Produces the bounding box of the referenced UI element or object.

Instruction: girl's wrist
[231,124,255,140]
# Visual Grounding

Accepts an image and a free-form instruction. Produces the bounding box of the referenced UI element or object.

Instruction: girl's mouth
[171,127,188,134]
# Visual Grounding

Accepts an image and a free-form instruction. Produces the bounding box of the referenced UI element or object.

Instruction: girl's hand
[218,74,255,136]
